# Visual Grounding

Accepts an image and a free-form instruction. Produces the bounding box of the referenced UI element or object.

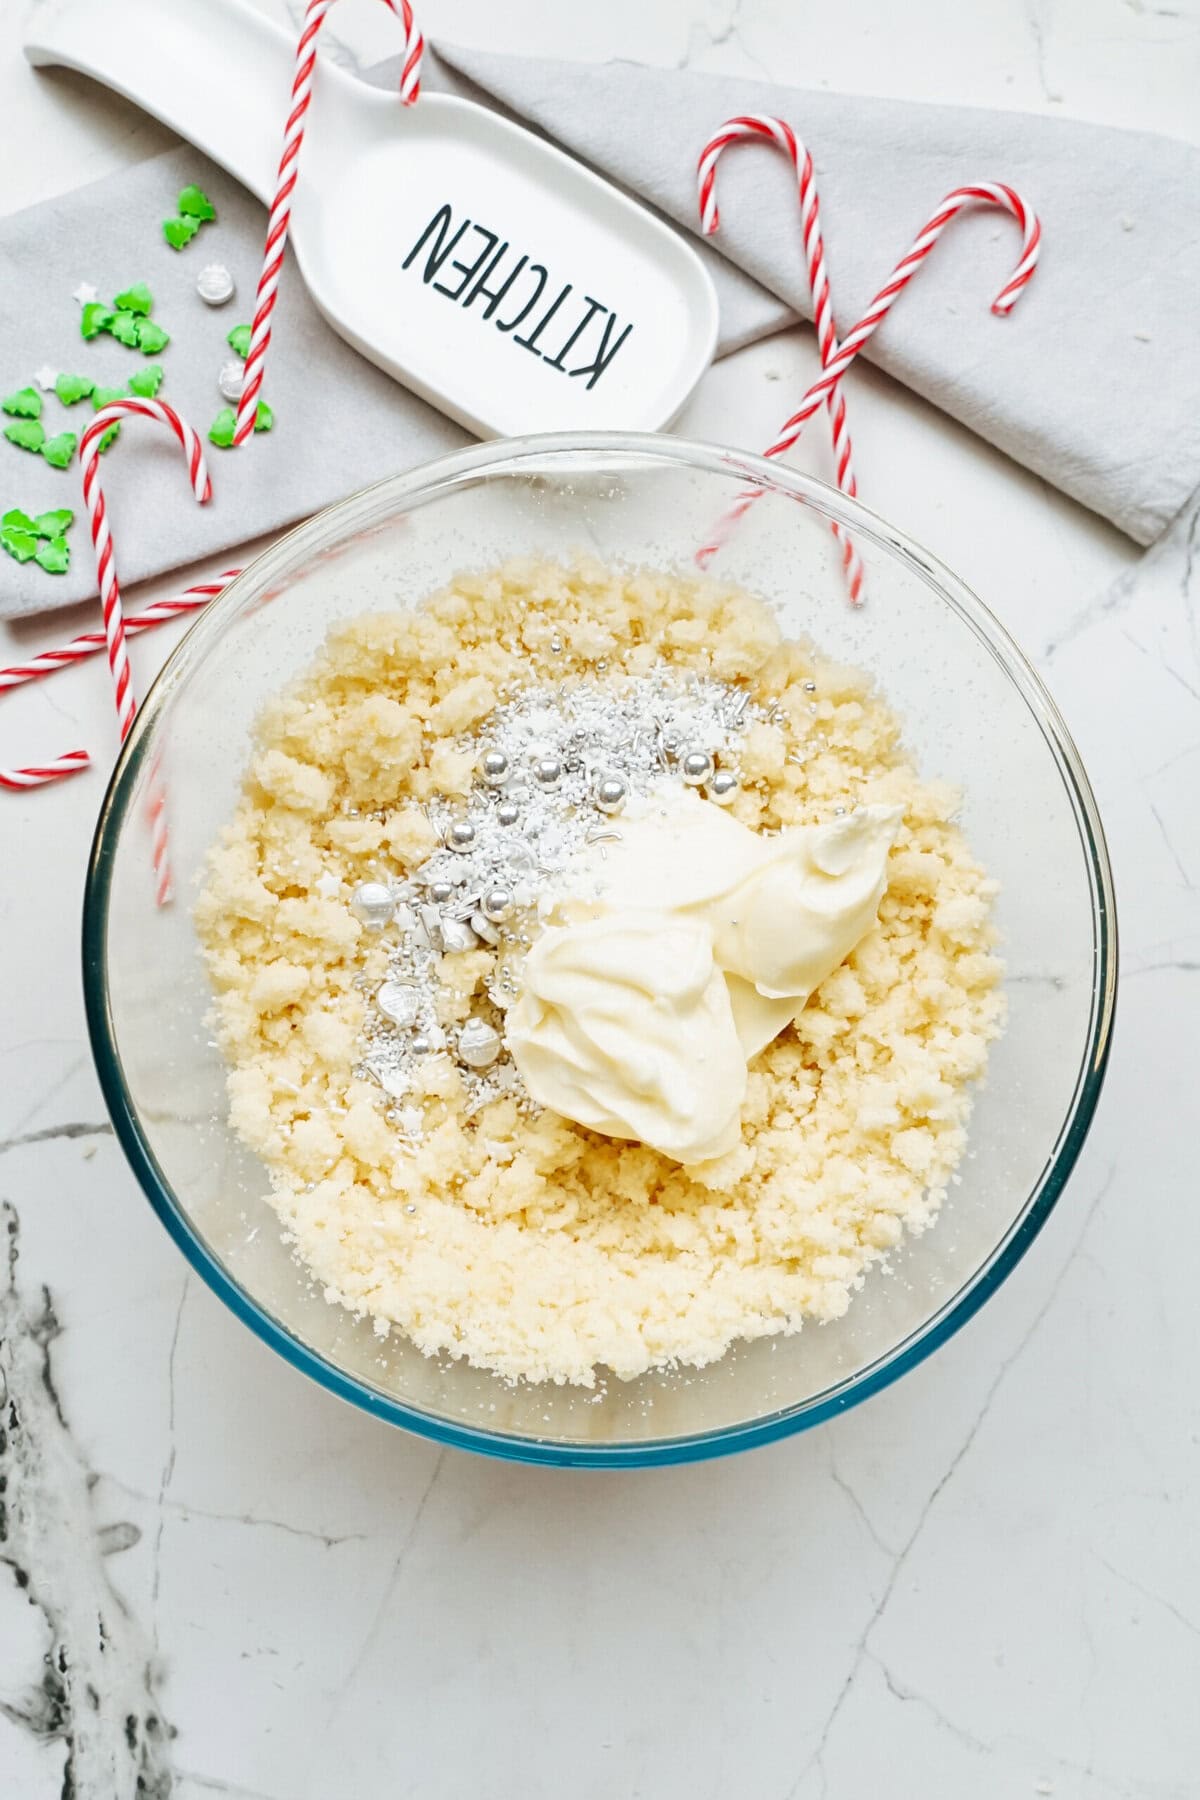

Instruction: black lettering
[432,224,499,302]
[514,283,573,354]
[401,204,471,284]
[463,243,517,315]
[542,295,606,372]
[496,263,548,334]
[569,314,634,390]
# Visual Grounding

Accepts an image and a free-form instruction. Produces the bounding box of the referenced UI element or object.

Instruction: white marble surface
[1,2,1198,1796]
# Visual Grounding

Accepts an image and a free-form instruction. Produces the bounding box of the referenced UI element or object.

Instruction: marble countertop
[2,2,1198,1796]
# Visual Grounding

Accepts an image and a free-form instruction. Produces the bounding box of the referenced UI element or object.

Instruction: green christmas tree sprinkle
[226,323,252,359]
[2,387,42,419]
[2,508,38,534]
[5,420,45,453]
[114,281,154,316]
[136,319,170,355]
[97,425,120,453]
[92,385,127,410]
[55,373,95,405]
[254,400,274,432]
[40,432,78,469]
[33,508,74,537]
[0,524,38,562]
[81,303,115,340]
[177,184,216,222]
[127,364,164,398]
[208,407,236,448]
[163,216,201,250]
[34,535,70,574]
[108,310,143,349]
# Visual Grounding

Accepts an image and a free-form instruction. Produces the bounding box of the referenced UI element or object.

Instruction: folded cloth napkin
[3,45,1197,620]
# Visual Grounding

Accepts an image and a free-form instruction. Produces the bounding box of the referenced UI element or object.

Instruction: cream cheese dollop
[507,792,901,1165]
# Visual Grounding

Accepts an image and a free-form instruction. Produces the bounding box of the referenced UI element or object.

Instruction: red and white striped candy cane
[234,0,424,446]
[698,115,865,603]
[0,572,241,696]
[80,399,212,903]
[699,181,1042,565]
[0,749,90,792]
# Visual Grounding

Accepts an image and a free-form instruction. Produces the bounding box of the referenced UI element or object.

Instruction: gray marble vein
[0,1203,174,1797]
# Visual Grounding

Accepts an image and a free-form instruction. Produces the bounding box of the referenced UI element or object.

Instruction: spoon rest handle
[24,0,303,203]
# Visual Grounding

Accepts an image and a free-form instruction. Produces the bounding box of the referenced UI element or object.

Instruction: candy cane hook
[234,0,424,446]
[79,399,212,903]
[701,181,1042,566]
[698,114,865,601]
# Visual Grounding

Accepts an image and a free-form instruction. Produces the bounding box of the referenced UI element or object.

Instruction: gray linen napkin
[3,46,1197,620]
[435,44,1200,550]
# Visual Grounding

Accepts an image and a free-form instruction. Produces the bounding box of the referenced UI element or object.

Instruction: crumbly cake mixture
[196,559,1004,1386]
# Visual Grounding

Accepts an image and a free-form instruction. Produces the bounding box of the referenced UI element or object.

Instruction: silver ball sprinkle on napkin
[350,881,395,929]
[197,262,236,306]
[218,359,245,403]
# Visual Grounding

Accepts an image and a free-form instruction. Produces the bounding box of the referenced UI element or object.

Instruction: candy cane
[234,0,424,446]
[80,399,212,903]
[0,572,241,695]
[698,181,1042,566]
[699,115,865,602]
[0,749,90,792]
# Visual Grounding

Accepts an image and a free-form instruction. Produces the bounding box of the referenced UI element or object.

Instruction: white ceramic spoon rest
[24,0,718,438]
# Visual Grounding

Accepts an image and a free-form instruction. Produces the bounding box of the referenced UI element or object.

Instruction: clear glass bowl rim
[82,430,1118,1468]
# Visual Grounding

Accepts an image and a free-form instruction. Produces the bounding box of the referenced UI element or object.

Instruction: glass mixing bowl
[83,433,1116,1466]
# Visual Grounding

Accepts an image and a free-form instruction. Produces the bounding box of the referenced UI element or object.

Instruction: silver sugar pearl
[533,755,563,789]
[429,880,454,904]
[217,359,245,403]
[593,772,628,814]
[497,799,521,826]
[350,881,394,929]
[376,980,420,1028]
[480,747,509,787]
[707,768,740,805]
[197,263,236,306]
[804,680,817,692]
[481,887,513,923]
[681,749,714,786]
[411,1034,431,1056]
[445,819,476,853]
[458,1017,501,1070]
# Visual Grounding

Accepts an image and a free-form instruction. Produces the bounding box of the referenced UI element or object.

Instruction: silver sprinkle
[681,749,713,786]
[480,747,509,786]
[445,819,476,853]
[217,359,244,403]
[429,879,454,904]
[197,263,236,306]
[440,916,478,955]
[707,768,739,805]
[411,1034,431,1056]
[458,1017,501,1069]
[593,772,628,814]
[376,980,421,1028]
[497,799,521,827]
[481,887,513,923]
[533,754,562,789]
[804,680,817,692]
[470,911,501,946]
[350,881,394,929]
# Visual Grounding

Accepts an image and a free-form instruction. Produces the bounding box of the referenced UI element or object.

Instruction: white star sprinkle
[71,281,98,306]
[34,365,60,392]
[315,871,341,898]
